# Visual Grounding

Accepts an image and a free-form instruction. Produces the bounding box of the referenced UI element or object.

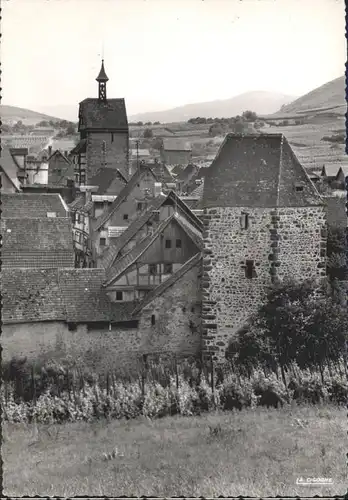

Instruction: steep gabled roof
[176,163,201,183]
[70,139,87,155]
[321,164,342,178]
[202,134,323,208]
[94,165,158,231]
[89,167,127,195]
[104,213,203,286]
[1,217,75,268]
[132,252,202,315]
[162,138,192,151]
[1,193,69,218]
[149,161,174,184]
[99,190,203,270]
[1,146,21,191]
[100,193,167,269]
[78,98,128,131]
[48,150,71,164]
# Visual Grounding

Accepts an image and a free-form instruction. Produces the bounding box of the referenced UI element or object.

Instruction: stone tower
[77,60,129,183]
[200,134,327,362]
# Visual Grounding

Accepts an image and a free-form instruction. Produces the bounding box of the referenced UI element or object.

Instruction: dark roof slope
[78,98,128,131]
[202,134,323,208]
[89,167,127,195]
[1,268,136,325]
[149,161,174,184]
[1,268,66,324]
[1,193,69,218]
[1,218,75,268]
[70,138,87,155]
[1,146,21,191]
[94,164,158,230]
[132,252,202,315]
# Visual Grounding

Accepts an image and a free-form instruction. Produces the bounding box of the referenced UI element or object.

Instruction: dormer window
[240,212,249,229]
[295,183,304,192]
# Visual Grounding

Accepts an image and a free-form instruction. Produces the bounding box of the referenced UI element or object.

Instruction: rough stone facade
[201,205,327,362]
[2,262,202,374]
[86,132,128,182]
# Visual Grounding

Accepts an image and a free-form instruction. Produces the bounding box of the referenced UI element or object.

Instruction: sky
[2,0,346,119]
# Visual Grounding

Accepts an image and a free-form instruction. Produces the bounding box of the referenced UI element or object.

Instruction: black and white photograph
[1,0,347,496]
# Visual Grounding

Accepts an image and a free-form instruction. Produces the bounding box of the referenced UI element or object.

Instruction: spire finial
[96,58,108,101]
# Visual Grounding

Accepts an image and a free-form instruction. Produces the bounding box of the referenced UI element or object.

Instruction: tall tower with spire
[74,59,129,184]
[96,59,109,102]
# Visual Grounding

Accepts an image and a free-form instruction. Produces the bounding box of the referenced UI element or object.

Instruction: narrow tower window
[151,314,156,325]
[240,212,249,229]
[245,260,256,279]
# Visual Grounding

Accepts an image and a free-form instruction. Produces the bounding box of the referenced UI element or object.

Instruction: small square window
[137,202,143,211]
[165,239,172,249]
[164,263,173,274]
[176,239,182,248]
[100,237,106,246]
[116,291,123,301]
[149,264,157,275]
[123,214,129,220]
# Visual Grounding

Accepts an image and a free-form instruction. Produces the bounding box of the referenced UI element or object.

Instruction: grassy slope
[3,404,346,497]
[276,76,345,115]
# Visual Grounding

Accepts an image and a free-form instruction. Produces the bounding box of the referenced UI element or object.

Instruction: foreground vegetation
[3,404,346,496]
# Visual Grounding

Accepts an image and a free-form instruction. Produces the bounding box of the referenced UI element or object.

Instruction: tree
[242,110,257,122]
[143,128,153,139]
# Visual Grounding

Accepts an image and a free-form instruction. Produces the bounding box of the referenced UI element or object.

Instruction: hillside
[276,76,345,116]
[129,91,296,123]
[1,105,61,125]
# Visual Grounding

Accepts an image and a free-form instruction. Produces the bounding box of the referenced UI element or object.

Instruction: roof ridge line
[132,252,202,315]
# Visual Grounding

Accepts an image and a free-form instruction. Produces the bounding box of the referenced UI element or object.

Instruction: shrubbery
[2,359,347,425]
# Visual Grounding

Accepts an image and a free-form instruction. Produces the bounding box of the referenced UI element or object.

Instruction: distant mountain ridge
[1,105,61,125]
[275,76,345,116]
[129,91,297,123]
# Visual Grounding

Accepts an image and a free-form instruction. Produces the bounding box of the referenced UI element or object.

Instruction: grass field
[3,403,346,497]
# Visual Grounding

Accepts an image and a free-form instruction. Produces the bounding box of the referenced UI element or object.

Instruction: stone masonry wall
[201,205,327,362]
[2,264,201,375]
[86,132,128,182]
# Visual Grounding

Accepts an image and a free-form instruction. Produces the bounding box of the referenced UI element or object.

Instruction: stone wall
[2,263,201,374]
[86,131,128,182]
[201,205,327,362]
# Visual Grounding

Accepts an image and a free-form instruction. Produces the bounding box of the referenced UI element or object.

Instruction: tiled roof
[89,167,127,195]
[162,138,192,151]
[100,189,203,270]
[1,268,136,325]
[0,146,21,191]
[94,165,158,231]
[202,134,323,208]
[70,139,87,155]
[149,161,174,184]
[1,193,69,218]
[173,212,203,250]
[78,98,128,131]
[132,252,202,315]
[1,268,66,324]
[68,195,94,214]
[48,150,71,164]
[190,179,205,198]
[1,218,75,268]
[100,193,167,269]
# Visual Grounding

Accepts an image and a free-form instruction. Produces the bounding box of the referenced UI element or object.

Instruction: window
[165,239,172,249]
[100,237,106,246]
[151,314,156,326]
[245,260,255,279]
[295,184,304,192]
[47,212,57,218]
[163,263,173,274]
[149,264,157,275]
[111,133,114,143]
[176,239,182,248]
[123,214,129,220]
[116,291,123,301]
[137,202,143,211]
[240,212,249,229]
